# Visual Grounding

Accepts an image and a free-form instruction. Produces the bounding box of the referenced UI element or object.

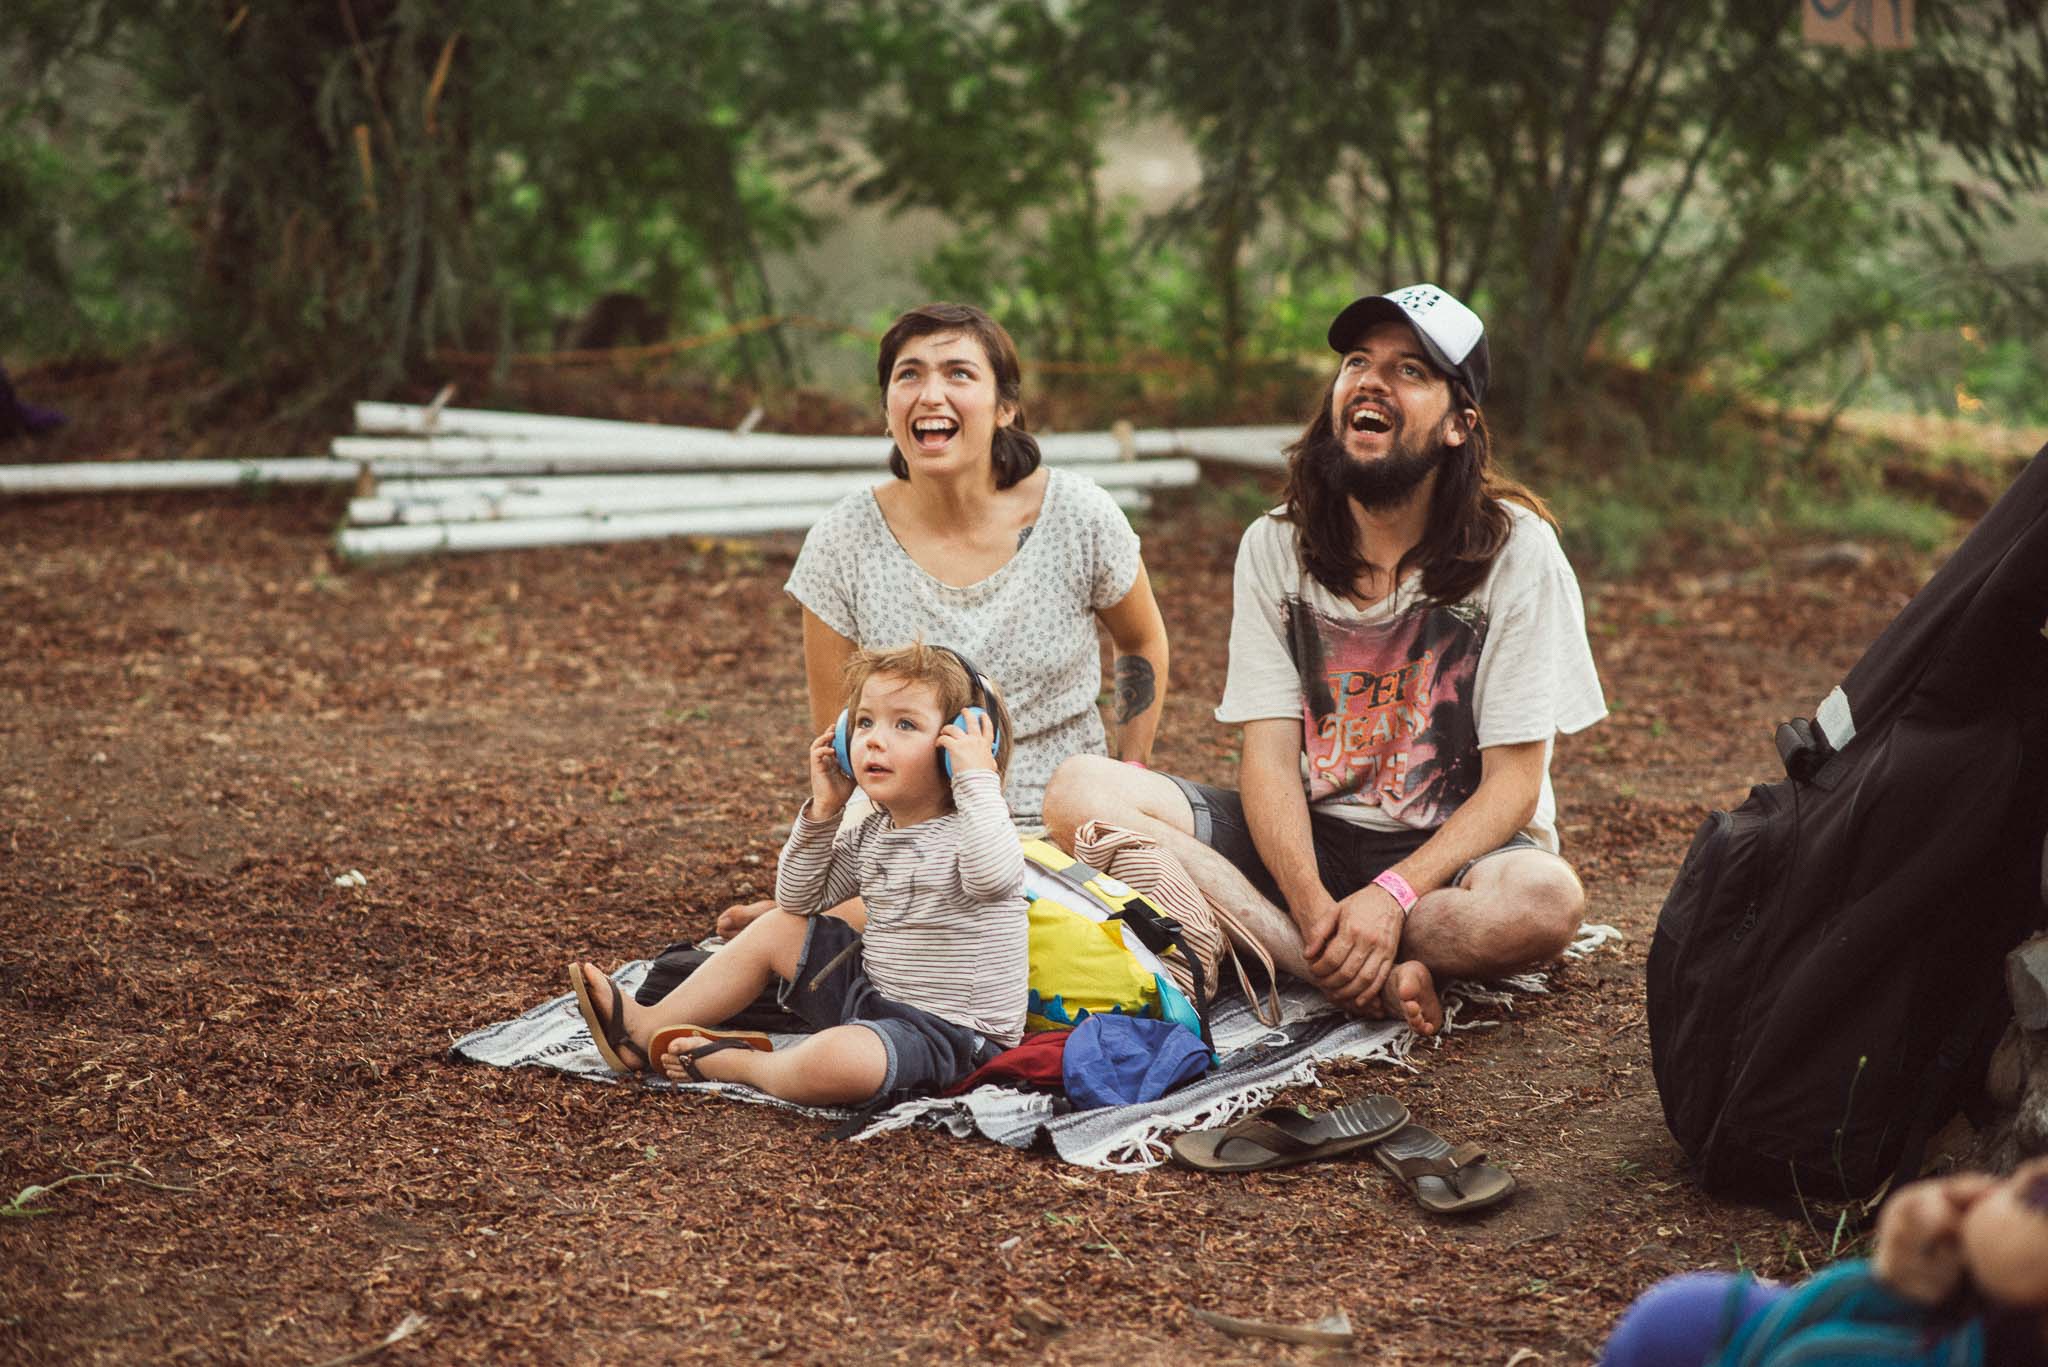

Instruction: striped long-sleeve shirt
[774,768,1029,1046]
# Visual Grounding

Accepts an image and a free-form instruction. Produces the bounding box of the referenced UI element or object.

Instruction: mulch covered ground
[0,369,1979,1364]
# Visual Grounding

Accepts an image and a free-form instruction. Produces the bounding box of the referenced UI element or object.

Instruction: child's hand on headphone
[808,730,855,818]
[938,709,999,778]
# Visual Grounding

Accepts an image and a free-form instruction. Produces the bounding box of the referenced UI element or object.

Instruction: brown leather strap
[595,975,640,1065]
[1380,1143,1487,1184]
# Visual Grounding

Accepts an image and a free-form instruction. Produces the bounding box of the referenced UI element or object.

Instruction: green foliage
[1781,490,1953,551]
[0,16,191,356]
[1195,475,1279,530]
[5,0,2045,437]
[1960,336,2048,424]
[1551,488,1667,579]
[3,0,866,393]
[1052,0,2048,431]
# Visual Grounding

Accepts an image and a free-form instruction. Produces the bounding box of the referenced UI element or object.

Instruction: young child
[569,642,1027,1107]
[1598,1157,2048,1366]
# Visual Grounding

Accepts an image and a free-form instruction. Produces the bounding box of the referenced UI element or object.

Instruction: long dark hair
[1280,378,1555,605]
[875,302,1042,489]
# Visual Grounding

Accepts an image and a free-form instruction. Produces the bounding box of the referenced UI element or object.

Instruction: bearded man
[1043,285,1606,1032]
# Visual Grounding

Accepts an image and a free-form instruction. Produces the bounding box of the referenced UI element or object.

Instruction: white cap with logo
[1326,283,1490,405]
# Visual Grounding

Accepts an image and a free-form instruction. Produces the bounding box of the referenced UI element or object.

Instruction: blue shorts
[779,916,1000,1102]
[1164,774,1537,907]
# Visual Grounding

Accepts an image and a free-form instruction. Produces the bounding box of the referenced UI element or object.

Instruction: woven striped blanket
[450,923,1617,1171]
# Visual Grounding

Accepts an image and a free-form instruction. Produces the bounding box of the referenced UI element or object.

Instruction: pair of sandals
[1167,1095,1516,1215]
[567,964,773,1082]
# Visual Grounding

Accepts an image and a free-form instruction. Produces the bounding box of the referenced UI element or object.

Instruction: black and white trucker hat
[1326,283,1490,405]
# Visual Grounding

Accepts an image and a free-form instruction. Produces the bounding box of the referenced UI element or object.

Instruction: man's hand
[1299,883,1403,1010]
[1872,1173,1999,1305]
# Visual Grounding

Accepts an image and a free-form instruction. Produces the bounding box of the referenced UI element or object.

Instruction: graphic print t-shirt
[1216,504,1606,852]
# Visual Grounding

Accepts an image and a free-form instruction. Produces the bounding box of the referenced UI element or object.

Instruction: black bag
[1647,447,2048,1201]
[633,939,812,1036]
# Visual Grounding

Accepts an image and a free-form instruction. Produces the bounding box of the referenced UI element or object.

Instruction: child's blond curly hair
[841,641,1015,786]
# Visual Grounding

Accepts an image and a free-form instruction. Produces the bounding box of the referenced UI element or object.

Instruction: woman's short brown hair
[875,302,1042,490]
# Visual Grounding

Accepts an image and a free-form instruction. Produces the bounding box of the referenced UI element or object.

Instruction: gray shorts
[1164,774,1537,908]
[779,916,999,1102]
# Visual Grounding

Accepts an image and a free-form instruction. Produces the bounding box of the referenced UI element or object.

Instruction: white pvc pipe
[0,458,363,496]
[330,431,1147,465]
[348,460,1198,527]
[0,455,829,494]
[356,401,719,440]
[351,402,1296,467]
[356,402,1121,457]
[337,486,1150,558]
[1131,426,1296,468]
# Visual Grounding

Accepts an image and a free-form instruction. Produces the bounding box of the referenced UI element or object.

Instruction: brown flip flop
[1169,1096,1409,1173]
[567,962,643,1075]
[648,1025,775,1081]
[1373,1122,1516,1214]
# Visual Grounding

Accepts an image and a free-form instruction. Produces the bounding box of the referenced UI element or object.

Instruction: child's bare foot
[573,962,648,1070]
[1382,960,1442,1037]
[658,1036,758,1084]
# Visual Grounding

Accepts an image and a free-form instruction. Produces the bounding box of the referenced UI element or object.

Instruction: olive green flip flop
[1373,1121,1516,1214]
[1169,1096,1409,1173]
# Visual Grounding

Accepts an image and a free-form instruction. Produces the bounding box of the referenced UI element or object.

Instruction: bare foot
[1382,960,1442,1037]
[576,962,649,1069]
[716,898,773,939]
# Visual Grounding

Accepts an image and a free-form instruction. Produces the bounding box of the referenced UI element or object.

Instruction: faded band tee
[1216,503,1606,852]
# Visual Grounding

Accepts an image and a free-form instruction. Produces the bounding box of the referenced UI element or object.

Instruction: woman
[717,302,1169,934]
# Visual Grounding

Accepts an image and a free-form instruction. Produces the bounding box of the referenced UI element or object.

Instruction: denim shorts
[778,915,999,1102]
[1164,774,1537,907]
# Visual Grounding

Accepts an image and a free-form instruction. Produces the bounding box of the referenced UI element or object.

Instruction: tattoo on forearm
[1113,655,1156,725]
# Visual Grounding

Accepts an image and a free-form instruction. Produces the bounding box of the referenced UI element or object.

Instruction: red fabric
[944,1030,1071,1095]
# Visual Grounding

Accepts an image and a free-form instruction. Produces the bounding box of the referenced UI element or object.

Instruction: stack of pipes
[2,401,1297,559]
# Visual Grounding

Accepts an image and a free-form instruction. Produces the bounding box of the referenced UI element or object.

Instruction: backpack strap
[1109,894,1214,1054]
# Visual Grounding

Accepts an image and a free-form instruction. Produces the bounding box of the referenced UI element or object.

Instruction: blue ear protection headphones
[833,646,1002,782]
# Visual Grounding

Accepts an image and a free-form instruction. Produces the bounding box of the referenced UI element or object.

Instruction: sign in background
[1804,0,1916,49]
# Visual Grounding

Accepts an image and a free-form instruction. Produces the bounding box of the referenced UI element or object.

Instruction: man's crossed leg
[1042,756,1587,1033]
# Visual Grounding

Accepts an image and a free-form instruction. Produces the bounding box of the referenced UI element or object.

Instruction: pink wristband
[1372,869,1418,916]
[1122,760,1149,770]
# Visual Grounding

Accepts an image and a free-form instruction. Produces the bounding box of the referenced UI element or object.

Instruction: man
[1043,284,1606,1034]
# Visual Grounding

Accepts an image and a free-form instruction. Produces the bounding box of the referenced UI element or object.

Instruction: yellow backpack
[1019,839,1209,1047]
